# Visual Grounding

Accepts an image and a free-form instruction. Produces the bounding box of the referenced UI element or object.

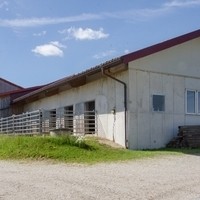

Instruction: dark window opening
[152,95,165,112]
[84,101,95,134]
[49,109,56,129]
[64,105,73,132]
[186,90,195,113]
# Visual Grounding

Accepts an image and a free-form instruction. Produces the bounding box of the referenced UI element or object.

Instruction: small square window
[152,95,165,112]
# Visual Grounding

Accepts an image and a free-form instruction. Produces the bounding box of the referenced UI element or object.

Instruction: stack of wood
[167,125,200,148]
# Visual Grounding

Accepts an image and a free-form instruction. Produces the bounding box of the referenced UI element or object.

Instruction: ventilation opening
[49,109,56,129]
[84,101,95,134]
[64,105,73,132]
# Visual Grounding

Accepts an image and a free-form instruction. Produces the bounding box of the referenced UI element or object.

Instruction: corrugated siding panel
[0,79,20,93]
[0,96,11,118]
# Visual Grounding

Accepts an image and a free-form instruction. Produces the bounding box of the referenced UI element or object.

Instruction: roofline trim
[0,86,44,98]
[12,58,122,103]
[122,29,200,63]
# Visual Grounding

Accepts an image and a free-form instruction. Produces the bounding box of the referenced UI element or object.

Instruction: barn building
[0,78,44,118]
[0,78,24,118]
[1,29,200,149]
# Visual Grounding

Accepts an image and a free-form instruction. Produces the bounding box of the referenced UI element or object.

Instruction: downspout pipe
[101,68,128,149]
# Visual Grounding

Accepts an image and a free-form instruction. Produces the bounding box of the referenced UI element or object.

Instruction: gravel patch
[0,155,200,200]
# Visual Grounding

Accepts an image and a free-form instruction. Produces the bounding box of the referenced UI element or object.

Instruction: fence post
[6,117,8,134]
[12,115,15,134]
[39,109,42,133]
[0,118,2,133]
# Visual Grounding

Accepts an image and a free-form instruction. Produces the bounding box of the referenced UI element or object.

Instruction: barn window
[49,109,56,129]
[198,92,200,113]
[186,90,195,114]
[152,94,165,112]
[186,90,200,114]
[64,105,73,131]
[84,101,95,134]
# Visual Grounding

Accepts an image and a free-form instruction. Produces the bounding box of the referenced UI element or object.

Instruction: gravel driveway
[0,154,200,200]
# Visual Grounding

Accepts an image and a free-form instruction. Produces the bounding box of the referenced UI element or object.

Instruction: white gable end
[129,37,200,78]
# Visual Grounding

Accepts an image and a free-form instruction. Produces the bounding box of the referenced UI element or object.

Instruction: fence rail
[0,110,41,134]
[0,109,97,135]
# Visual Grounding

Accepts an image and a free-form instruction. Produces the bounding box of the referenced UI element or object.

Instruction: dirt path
[0,155,200,200]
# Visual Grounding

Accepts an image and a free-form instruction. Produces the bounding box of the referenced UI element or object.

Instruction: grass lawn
[0,135,200,164]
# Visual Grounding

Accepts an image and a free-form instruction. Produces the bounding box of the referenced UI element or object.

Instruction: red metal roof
[121,29,200,64]
[0,86,44,98]
[12,58,122,103]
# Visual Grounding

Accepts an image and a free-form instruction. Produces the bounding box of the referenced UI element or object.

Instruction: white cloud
[93,50,116,59]
[124,49,130,54]
[65,27,109,40]
[0,13,101,28]
[58,29,67,34]
[32,41,66,57]
[0,1,199,28]
[50,41,66,48]
[103,0,200,21]
[164,0,200,8]
[33,30,47,37]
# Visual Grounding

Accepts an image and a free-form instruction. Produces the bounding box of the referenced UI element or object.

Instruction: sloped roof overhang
[12,58,127,104]
[0,86,43,98]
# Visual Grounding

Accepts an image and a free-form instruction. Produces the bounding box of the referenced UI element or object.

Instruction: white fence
[0,109,97,135]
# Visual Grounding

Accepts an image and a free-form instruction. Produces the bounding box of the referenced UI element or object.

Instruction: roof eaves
[0,89,23,97]
[0,85,44,98]
[12,57,122,104]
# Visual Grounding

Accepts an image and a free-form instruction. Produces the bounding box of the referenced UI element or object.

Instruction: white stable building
[1,29,200,149]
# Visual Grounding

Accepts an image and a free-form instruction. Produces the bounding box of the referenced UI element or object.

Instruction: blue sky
[0,0,200,87]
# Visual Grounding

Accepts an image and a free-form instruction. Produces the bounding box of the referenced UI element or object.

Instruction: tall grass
[0,135,91,160]
[0,135,199,163]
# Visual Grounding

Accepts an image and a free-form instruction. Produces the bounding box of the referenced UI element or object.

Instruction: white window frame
[186,89,200,115]
[198,91,200,114]
[152,94,165,112]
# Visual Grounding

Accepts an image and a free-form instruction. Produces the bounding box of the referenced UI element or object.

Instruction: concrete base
[50,128,72,137]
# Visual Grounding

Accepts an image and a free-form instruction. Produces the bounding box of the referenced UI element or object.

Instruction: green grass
[0,135,200,164]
